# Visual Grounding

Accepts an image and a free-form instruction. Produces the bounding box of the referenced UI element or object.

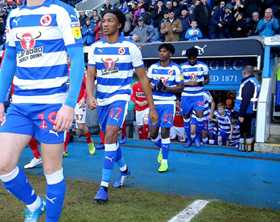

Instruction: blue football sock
[184,118,190,141]
[101,143,118,187]
[161,138,170,160]
[45,169,66,222]
[0,167,37,205]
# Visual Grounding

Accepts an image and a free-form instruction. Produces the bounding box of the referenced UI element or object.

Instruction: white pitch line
[168,199,210,222]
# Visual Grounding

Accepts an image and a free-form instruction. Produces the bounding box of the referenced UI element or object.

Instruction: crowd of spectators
[0,0,279,46]
[79,0,280,45]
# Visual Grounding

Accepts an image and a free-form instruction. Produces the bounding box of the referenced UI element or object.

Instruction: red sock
[100,130,105,144]
[64,131,71,152]
[121,121,126,138]
[138,126,144,139]
[85,131,92,144]
[29,138,41,159]
[142,124,149,139]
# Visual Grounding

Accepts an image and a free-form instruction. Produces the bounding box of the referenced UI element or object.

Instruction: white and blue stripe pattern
[214,111,231,134]
[6,0,82,104]
[181,61,208,96]
[230,124,240,147]
[147,62,182,105]
[88,37,144,106]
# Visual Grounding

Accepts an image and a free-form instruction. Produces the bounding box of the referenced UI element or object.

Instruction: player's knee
[104,126,119,143]
[149,128,159,139]
[161,128,170,139]
[0,161,16,175]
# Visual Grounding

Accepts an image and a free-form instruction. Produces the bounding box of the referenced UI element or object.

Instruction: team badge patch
[118,47,125,55]
[40,14,52,26]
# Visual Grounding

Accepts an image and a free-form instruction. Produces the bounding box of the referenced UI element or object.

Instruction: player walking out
[147,43,183,172]
[181,47,209,147]
[86,9,157,203]
[0,0,84,221]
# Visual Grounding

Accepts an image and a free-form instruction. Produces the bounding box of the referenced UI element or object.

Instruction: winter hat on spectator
[103,9,126,31]
[225,3,233,10]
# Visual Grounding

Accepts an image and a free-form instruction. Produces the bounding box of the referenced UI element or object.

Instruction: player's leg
[181,96,193,146]
[119,121,127,144]
[94,102,128,202]
[191,96,205,147]
[0,105,44,221]
[158,104,174,172]
[41,143,65,222]
[25,137,42,169]
[63,131,71,157]
[149,105,161,162]
[0,133,45,221]
[78,122,95,155]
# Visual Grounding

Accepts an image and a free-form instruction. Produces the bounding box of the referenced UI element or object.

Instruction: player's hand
[238,116,244,123]
[87,96,97,110]
[0,103,5,124]
[149,107,158,125]
[54,105,74,132]
[157,80,167,92]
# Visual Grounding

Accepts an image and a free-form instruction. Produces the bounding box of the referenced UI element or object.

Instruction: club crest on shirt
[168,69,174,75]
[118,47,126,55]
[40,14,52,26]
[101,58,119,75]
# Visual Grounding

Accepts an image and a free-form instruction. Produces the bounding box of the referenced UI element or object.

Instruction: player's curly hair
[103,9,126,32]
[158,43,175,55]
[185,47,199,58]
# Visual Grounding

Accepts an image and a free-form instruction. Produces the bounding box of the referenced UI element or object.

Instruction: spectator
[243,0,261,18]
[172,0,182,17]
[179,8,191,40]
[93,16,102,41]
[231,11,247,38]
[160,9,183,42]
[192,0,211,37]
[246,11,259,36]
[256,8,279,37]
[151,0,166,28]
[130,17,152,43]
[209,1,226,39]
[185,20,203,41]
[82,18,95,46]
[100,0,115,16]
[79,11,87,27]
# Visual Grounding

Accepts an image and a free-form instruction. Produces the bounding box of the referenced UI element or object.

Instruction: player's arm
[130,44,157,122]
[0,47,16,122]
[54,7,84,131]
[164,66,184,93]
[86,66,97,109]
[203,64,209,84]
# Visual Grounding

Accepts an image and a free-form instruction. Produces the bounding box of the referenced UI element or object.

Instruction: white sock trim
[151,135,161,143]
[104,143,118,152]
[161,138,170,144]
[45,168,64,185]
[26,196,41,212]
[101,181,109,187]
[120,165,127,172]
[0,166,19,182]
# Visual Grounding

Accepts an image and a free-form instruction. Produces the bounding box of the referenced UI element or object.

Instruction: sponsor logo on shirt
[16,32,44,63]
[101,57,119,75]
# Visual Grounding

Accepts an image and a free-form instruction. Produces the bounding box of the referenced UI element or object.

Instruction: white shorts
[74,102,87,124]
[170,126,185,141]
[135,108,149,126]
